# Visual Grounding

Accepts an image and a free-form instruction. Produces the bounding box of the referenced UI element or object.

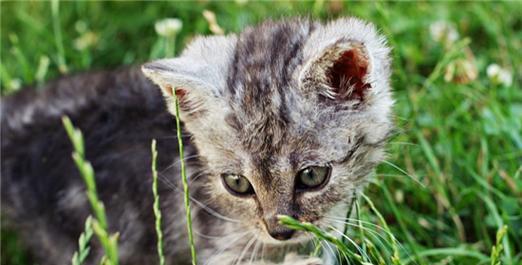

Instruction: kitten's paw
[283,253,322,265]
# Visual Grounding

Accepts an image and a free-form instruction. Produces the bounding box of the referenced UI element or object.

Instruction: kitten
[1,17,392,265]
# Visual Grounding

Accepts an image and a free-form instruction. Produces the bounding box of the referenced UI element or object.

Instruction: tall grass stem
[51,0,68,73]
[62,116,118,265]
[151,140,166,265]
[174,98,197,265]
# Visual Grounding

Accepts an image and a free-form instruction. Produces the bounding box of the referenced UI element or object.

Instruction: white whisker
[234,234,257,265]
[248,235,261,265]
[157,173,240,223]
[159,154,202,175]
[329,226,371,262]
[382,160,425,188]
[205,231,252,265]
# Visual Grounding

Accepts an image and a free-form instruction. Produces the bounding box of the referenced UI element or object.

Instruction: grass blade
[50,0,68,73]
[71,216,93,265]
[62,116,119,265]
[173,97,197,265]
[151,139,165,265]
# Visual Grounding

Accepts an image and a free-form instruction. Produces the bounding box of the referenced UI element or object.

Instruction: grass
[71,216,94,265]
[173,96,198,265]
[63,117,119,265]
[151,140,166,265]
[1,1,521,265]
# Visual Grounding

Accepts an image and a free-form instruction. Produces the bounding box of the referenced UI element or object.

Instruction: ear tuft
[163,84,174,96]
[327,44,371,101]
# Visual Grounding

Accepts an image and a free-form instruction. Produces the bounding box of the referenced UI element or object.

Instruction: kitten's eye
[296,165,331,190]
[221,174,254,196]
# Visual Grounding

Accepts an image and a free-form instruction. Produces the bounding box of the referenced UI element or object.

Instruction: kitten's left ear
[300,18,391,104]
[142,57,222,119]
[141,35,237,123]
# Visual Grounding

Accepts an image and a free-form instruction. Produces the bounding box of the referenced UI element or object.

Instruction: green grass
[71,216,94,265]
[1,1,521,265]
[63,117,119,265]
[151,140,166,265]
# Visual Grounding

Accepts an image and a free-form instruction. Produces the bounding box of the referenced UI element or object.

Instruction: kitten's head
[143,18,392,244]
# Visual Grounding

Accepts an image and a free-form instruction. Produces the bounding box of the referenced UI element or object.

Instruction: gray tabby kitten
[143,17,392,264]
[1,18,392,265]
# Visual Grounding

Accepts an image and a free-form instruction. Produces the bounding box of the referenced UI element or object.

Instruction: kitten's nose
[265,214,296,241]
[268,227,295,241]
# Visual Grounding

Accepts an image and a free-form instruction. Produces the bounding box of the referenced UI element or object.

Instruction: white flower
[430,20,459,46]
[155,18,183,38]
[487,64,513,87]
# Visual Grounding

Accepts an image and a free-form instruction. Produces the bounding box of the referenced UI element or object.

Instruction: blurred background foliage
[1,1,521,265]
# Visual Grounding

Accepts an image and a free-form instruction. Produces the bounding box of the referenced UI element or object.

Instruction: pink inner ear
[328,48,371,101]
[164,85,190,110]
[163,85,187,101]
[174,87,187,99]
[173,87,196,113]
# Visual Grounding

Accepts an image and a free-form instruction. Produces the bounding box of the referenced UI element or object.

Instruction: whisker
[325,217,398,243]
[205,231,252,265]
[387,141,417,146]
[248,235,261,265]
[194,230,246,240]
[325,216,388,231]
[325,217,410,260]
[261,242,266,263]
[326,217,404,247]
[157,173,240,223]
[382,160,425,188]
[321,241,338,265]
[156,133,193,139]
[159,154,202,175]
[234,234,257,265]
[329,226,371,262]
[189,170,210,183]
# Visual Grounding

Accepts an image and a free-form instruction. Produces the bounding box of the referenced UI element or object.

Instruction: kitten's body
[2,68,195,264]
[1,18,392,265]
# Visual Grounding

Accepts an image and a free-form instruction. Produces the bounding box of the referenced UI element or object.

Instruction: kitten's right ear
[300,18,391,106]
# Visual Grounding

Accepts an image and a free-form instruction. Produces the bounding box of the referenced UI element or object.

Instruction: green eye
[221,174,254,196]
[296,165,331,190]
